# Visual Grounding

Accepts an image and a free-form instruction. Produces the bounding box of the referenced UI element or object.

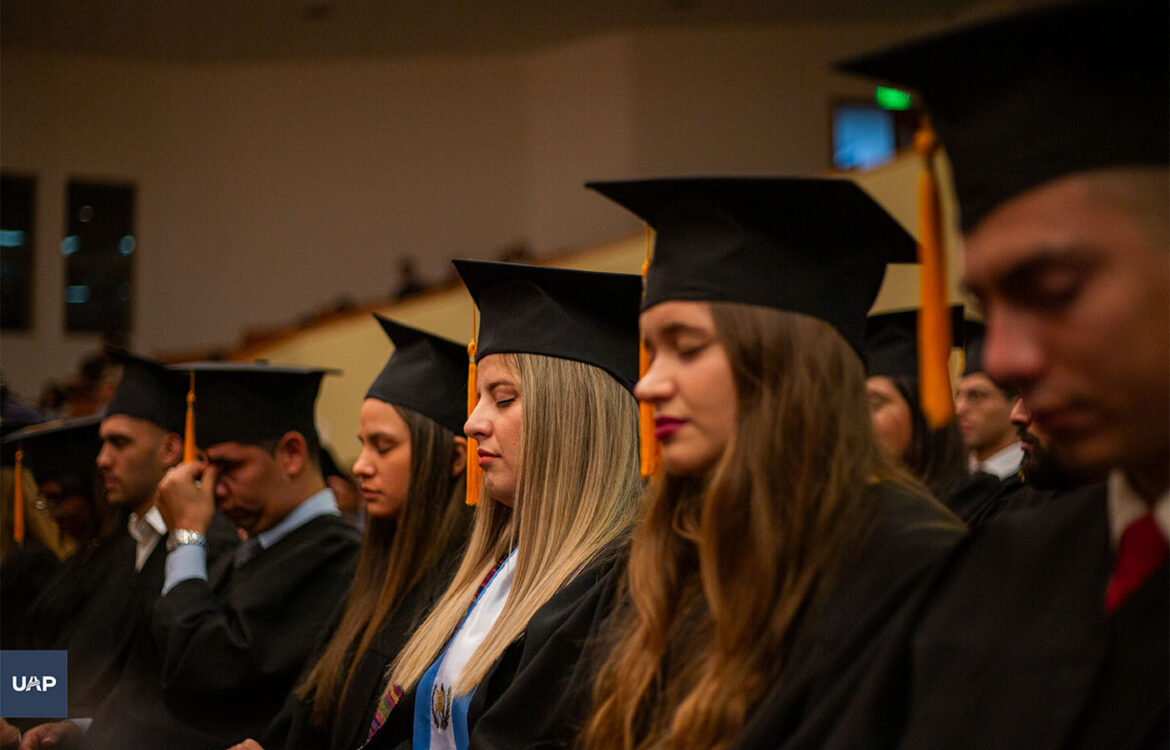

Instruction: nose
[352,447,374,479]
[633,351,674,405]
[1009,397,1032,428]
[981,309,1046,395]
[464,399,491,442]
[95,442,113,469]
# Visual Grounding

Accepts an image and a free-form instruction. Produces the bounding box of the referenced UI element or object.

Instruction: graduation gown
[366,544,625,750]
[727,482,967,750]
[262,545,464,750]
[0,533,62,649]
[897,481,1168,750]
[943,470,1025,527]
[85,514,360,750]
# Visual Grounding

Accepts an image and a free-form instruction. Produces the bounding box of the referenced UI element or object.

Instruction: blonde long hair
[582,303,928,750]
[386,353,641,696]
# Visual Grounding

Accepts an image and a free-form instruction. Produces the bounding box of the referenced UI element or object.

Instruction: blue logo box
[0,650,68,718]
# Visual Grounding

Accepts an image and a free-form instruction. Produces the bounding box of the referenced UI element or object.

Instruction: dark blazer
[21,512,237,718]
[366,545,626,750]
[898,481,1168,750]
[85,512,360,750]
[727,482,967,750]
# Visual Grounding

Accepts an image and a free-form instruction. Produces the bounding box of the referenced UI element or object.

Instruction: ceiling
[1,0,1039,62]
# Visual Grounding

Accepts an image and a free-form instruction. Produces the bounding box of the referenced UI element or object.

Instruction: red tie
[1104,512,1169,614]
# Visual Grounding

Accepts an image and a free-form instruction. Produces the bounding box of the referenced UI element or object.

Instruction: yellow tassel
[13,444,24,545]
[639,225,662,478]
[914,116,955,429]
[183,371,198,463]
[465,305,482,506]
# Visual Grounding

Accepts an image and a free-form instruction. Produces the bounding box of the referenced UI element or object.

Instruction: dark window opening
[1,174,36,331]
[65,180,135,334]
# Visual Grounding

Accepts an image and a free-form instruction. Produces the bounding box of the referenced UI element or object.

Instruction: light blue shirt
[162,488,340,595]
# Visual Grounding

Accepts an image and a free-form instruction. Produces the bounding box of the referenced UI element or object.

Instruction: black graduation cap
[167,363,335,448]
[866,306,967,380]
[453,260,642,392]
[587,177,917,359]
[1,416,103,484]
[367,314,469,434]
[961,319,987,377]
[837,0,1169,232]
[105,348,188,435]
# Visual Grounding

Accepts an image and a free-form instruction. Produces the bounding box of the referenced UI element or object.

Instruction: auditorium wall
[0,18,940,397]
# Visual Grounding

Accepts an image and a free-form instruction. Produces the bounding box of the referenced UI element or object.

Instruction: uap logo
[12,674,58,692]
[1,651,67,717]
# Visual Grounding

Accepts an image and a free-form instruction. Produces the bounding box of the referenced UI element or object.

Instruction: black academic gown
[366,545,625,750]
[727,482,967,750]
[944,470,1025,527]
[0,533,62,649]
[262,545,464,750]
[84,513,360,750]
[897,481,1168,750]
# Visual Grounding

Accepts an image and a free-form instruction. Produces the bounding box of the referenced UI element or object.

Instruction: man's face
[963,169,1170,481]
[205,442,283,536]
[96,415,171,510]
[955,373,1017,457]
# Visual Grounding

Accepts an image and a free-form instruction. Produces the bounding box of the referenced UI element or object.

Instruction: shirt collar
[254,487,340,550]
[1107,470,1170,547]
[128,505,168,541]
[968,441,1024,480]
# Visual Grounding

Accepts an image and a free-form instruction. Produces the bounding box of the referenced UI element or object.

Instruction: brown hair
[582,303,918,750]
[297,405,470,729]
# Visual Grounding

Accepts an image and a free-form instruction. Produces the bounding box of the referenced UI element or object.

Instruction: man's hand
[17,721,81,750]
[1,718,20,749]
[156,462,218,534]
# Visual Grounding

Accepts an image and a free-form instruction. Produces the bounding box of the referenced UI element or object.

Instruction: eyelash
[678,344,706,360]
[496,397,516,408]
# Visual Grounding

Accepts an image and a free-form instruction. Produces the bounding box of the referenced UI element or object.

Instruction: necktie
[234,537,262,569]
[1104,512,1168,614]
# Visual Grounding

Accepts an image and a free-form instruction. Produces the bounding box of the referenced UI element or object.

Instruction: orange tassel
[183,371,198,463]
[465,305,482,506]
[13,444,24,545]
[914,116,955,428]
[639,225,662,478]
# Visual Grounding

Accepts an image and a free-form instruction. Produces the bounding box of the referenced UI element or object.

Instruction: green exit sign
[875,86,913,111]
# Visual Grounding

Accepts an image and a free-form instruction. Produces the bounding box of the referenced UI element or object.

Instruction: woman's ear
[452,436,468,477]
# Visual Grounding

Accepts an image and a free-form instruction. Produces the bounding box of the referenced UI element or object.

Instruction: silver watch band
[166,528,207,552]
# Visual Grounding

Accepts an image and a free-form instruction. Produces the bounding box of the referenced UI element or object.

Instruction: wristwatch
[166,528,208,553]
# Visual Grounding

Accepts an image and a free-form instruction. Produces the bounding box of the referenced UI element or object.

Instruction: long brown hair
[385,353,641,696]
[297,405,470,729]
[583,303,919,750]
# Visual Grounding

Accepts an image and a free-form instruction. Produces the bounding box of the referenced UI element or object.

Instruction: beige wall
[1,18,944,398]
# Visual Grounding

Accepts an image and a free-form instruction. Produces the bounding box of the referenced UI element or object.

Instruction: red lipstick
[655,417,687,439]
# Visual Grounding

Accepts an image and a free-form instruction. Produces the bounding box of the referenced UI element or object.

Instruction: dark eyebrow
[485,380,517,395]
[655,321,713,339]
[964,244,1100,298]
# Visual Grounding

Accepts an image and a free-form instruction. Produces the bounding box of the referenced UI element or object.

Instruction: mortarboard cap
[168,363,335,448]
[867,306,966,380]
[587,177,917,359]
[1,416,103,483]
[452,260,642,392]
[961,320,987,377]
[367,314,469,434]
[105,348,188,435]
[837,0,1169,232]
